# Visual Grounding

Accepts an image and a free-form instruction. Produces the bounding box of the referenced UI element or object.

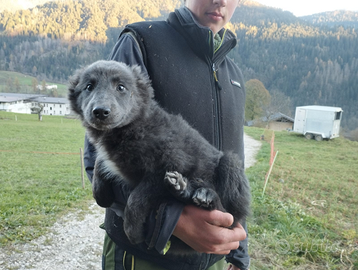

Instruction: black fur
[68,60,251,252]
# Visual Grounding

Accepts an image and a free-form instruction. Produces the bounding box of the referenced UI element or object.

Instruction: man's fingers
[204,216,246,254]
[173,205,247,254]
[207,210,234,227]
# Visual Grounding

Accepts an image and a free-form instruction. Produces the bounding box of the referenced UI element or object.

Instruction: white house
[36,84,58,91]
[0,93,42,114]
[0,93,70,116]
[32,96,70,116]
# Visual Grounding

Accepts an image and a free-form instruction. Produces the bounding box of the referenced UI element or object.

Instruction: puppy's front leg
[92,158,115,208]
[123,180,158,245]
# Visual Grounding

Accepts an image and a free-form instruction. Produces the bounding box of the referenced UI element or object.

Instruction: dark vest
[121,11,246,160]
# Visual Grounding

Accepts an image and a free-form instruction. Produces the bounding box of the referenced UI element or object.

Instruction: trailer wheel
[305,133,313,140]
[315,135,323,141]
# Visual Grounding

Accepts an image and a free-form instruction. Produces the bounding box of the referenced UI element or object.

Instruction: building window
[50,107,52,110]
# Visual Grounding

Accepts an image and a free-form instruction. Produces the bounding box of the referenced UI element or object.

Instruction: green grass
[244,127,358,269]
[0,112,92,246]
[1,113,357,269]
[0,70,68,97]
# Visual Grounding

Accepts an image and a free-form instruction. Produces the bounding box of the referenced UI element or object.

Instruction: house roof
[268,112,294,122]
[32,96,68,104]
[0,93,45,103]
[246,112,294,126]
[0,93,68,104]
[297,105,343,112]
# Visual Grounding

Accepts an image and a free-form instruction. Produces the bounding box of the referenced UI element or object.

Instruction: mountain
[0,0,182,42]
[0,0,49,13]
[231,2,358,131]
[0,0,357,131]
[301,10,358,28]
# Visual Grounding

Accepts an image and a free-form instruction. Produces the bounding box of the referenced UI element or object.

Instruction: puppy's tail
[216,152,251,221]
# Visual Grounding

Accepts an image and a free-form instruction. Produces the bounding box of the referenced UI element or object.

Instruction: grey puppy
[68,60,250,252]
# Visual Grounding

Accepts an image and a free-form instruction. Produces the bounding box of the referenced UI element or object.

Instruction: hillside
[1,113,357,269]
[244,127,358,269]
[0,0,357,132]
[231,3,358,131]
[0,0,49,13]
[0,70,67,97]
[0,0,182,42]
[301,10,358,28]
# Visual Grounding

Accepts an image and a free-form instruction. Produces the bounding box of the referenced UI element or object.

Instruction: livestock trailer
[293,105,343,141]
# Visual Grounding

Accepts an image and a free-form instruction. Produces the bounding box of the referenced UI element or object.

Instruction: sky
[254,0,358,17]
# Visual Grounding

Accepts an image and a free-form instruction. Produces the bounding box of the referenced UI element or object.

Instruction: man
[84,0,250,269]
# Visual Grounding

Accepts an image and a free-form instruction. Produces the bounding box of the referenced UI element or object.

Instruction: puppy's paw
[192,188,218,210]
[164,171,192,201]
[165,171,187,191]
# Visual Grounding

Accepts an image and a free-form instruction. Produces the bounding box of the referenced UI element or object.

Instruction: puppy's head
[68,60,154,130]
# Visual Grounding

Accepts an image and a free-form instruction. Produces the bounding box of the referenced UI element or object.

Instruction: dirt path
[0,134,261,270]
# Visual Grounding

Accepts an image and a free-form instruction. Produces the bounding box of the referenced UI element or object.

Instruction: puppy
[68,60,250,252]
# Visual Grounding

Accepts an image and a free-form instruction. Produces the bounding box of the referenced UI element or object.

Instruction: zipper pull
[212,63,222,90]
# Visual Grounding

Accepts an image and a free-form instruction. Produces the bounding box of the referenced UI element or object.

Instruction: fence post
[270,131,275,166]
[80,148,85,189]
[263,131,277,196]
[262,151,278,197]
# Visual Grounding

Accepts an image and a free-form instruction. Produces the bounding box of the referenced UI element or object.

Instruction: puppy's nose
[93,107,111,120]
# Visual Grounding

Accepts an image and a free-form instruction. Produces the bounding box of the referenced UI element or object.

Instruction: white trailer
[293,105,343,141]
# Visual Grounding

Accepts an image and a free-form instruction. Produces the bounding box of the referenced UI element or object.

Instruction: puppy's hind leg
[164,171,191,201]
[164,171,222,210]
[216,152,251,224]
[192,187,223,211]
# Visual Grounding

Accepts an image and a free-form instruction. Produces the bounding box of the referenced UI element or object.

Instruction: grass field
[0,70,67,97]
[0,111,91,246]
[244,127,358,269]
[0,112,357,269]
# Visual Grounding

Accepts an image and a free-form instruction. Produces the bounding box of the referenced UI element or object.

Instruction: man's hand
[173,205,247,255]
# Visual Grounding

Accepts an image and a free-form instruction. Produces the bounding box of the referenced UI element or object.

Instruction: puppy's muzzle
[93,107,111,120]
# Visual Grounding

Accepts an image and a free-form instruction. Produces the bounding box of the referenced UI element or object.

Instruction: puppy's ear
[68,68,83,93]
[131,65,154,99]
[131,65,148,83]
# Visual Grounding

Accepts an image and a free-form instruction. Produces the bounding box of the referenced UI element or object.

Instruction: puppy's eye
[117,84,126,92]
[85,84,93,92]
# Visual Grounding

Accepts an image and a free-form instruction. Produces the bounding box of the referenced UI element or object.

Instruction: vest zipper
[211,62,222,150]
[212,63,222,90]
[209,35,236,150]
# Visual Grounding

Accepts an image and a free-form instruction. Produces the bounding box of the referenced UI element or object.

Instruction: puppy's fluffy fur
[68,60,250,253]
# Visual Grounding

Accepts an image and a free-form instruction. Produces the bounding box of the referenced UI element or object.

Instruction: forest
[0,0,357,132]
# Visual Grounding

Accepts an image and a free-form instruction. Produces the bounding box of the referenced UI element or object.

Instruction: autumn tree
[41,80,46,91]
[31,77,38,93]
[14,77,21,92]
[5,77,14,92]
[245,79,270,121]
[31,103,44,121]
